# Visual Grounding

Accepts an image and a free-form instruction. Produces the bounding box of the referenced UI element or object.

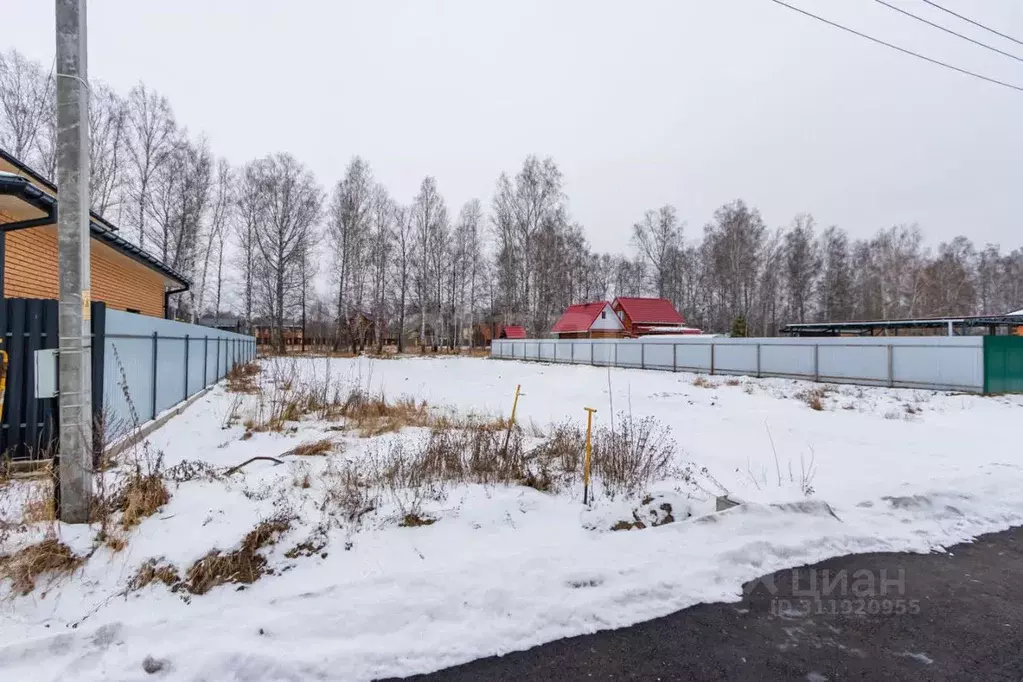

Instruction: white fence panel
[760,344,815,378]
[818,344,889,383]
[674,343,712,372]
[643,343,673,370]
[616,343,642,368]
[893,344,983,390]
[489,336,984,392]
[713,344,757,375]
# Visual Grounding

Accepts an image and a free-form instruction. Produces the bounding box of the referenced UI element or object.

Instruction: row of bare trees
[0,49,230,321]
[625,201,1023,335]
[5,47,1023,350]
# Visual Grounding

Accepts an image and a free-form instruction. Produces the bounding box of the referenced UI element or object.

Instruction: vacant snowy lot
[2,355,1022,681]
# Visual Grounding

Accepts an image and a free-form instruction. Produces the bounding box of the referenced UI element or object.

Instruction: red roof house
[500,325,527,339]
[611,297,701,336]
[551,301,626,339]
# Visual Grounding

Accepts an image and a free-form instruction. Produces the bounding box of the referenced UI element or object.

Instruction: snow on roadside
[1,356,1022,681]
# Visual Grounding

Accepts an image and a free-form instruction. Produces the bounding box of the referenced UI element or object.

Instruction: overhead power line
[920,0,1023,47]
[873,0,1023,64]
[767,0,1023,93]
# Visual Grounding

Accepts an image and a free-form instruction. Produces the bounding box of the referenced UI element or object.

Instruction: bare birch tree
[392,205,415,352]
[783,213,820,324]
[249,153,322,352]
[125,82,176,249]
[632,205,682,299]
[328,156,374,350]
[0,50,51,162]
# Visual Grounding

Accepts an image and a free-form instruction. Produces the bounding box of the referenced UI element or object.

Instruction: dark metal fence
[0,300,255,461]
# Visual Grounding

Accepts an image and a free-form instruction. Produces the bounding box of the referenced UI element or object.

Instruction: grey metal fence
[491,336,985,393]
[103,310,256,432]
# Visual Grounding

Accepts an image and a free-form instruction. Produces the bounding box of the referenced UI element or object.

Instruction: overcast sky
[4,0,1022,253]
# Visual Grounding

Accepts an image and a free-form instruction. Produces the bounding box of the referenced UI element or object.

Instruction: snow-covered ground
[2,355,1023,681]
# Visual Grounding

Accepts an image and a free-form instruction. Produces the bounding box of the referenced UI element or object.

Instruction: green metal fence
[983,336,1023,394]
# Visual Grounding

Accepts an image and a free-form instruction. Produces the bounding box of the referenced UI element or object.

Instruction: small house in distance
[551,301,626,339]
[500,325,526,339]
[611,297,701,336]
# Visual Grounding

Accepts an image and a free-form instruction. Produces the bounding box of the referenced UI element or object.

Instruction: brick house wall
[3,225,167,317]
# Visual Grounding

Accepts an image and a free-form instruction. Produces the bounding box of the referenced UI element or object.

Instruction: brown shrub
[182,515,291,595]
[128,559,180,591]
[725,379,741,387]
[527,422,585,474]
[0,536,83,596]
[321,458,377,524]
[592,415,677,499]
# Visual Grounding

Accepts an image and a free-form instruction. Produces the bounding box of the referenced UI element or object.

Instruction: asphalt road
[399,526,1023,681]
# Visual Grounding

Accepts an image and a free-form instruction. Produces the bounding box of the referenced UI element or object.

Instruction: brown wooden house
[0,149,189,317]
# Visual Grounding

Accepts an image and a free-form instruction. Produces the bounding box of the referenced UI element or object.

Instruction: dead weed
[226,362,261,394]
[290,439,334,457]
[128,559,180,591]
[182,515,291,595]
[798,386,829,411]
[0,536,84,596]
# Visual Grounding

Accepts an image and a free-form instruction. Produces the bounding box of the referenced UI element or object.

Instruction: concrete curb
[104,385,216,460]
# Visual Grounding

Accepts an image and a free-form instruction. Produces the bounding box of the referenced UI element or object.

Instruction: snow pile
[1,356,1022,681]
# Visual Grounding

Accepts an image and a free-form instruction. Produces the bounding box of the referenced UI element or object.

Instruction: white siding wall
[589,304,625,331]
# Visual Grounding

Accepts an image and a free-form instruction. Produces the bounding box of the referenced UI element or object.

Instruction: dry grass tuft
[725,378,741,387]
[0,536,84,596]
[120,473,170,528]
[290,439,334,457]
[692,376,715,388]
[400,513,436,527]
[22,491,55,524]
[104,534,127,553]
[798,386,829,411]
[226,362,261,394]
[128,558,181,591]
[341,390,431,437]
[182,515,291,595]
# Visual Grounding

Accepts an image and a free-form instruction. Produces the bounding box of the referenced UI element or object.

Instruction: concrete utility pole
[55,0,93,523]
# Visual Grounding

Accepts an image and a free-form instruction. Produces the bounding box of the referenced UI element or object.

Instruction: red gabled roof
[552,301,608,333]
[501,325,527,339]
[613,297,684,325]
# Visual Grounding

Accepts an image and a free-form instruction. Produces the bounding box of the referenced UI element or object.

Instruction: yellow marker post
[501,384,523,457]
[583,407,597,505]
